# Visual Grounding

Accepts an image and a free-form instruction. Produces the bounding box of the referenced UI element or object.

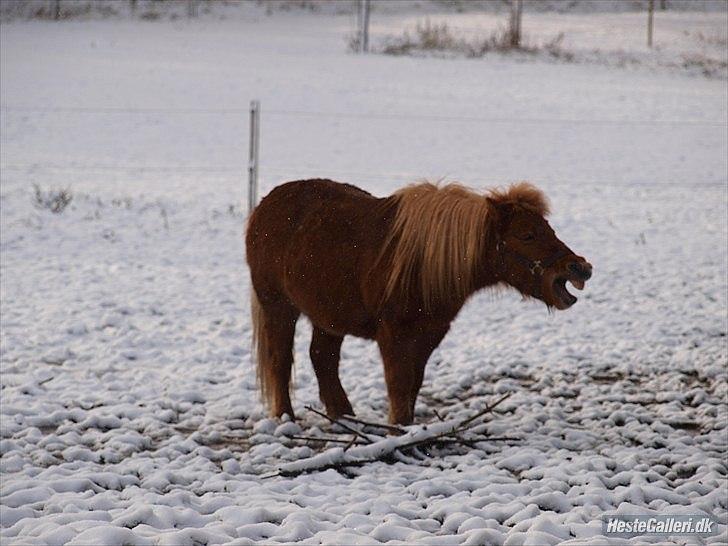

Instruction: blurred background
[1,0,726,203]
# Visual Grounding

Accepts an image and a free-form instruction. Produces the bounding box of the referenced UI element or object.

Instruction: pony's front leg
[377,322,448,425]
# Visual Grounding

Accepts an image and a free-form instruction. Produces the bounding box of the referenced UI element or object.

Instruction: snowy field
[1,3,727,545]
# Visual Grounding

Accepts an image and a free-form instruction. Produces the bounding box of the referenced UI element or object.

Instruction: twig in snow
[457,392,513,429]
[339,414,406,435]
[304,405,378,444]
[343,435,359,452]
[287,434,368,446]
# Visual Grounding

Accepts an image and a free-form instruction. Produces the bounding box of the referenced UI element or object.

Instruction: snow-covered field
[1,4,727,545]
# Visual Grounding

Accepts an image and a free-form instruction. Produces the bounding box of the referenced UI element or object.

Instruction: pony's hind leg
[253,296,300,419]
[309,326,354,418]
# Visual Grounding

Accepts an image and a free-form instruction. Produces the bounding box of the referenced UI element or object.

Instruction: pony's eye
[520,233,535,241]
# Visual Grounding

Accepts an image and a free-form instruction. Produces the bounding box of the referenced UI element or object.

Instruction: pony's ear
[487,182,550,217]
[486,198,515,230]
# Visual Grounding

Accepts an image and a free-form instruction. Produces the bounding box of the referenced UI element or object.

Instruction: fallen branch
[287,434,368,446]
[457,392,513,429]
[267,393,515,478]
[343,435,359,452]
[304,405,379,444]
[340,414,406,435]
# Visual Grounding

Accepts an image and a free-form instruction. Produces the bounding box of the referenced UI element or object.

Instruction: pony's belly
[308,312,376,339]
[285,284,377,339]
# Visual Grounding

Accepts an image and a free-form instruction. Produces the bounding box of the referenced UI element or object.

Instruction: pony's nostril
[569,262,592,280]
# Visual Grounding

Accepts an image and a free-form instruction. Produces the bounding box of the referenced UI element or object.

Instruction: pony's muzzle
[554,259,591,303]
[568,260,592,281]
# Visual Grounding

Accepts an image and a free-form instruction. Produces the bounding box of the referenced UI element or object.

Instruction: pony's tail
[250,288,272,409]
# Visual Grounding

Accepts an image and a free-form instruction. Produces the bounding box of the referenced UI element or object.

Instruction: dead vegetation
[32,184,73,214]
[373,20,727,79]
[377,20,573,61]
[679,53,728,78]
[262,393,518,478]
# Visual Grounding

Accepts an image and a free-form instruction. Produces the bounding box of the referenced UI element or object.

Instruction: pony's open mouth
[553,276,584,308]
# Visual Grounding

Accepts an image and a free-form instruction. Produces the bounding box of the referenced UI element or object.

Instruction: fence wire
[1,105,725,127]
[1,162,725,188]
[1,105,726,189]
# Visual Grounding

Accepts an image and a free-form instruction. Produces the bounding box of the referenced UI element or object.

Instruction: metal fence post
[53,0,61,19]
[248,100,260,214]
[647,0,654,47]
[359,0,370,54]
[188,0,198,18]
[509,0,523,48]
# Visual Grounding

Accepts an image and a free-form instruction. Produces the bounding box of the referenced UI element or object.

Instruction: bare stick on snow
[340,414,407,435]
[304,405,379,444]
[263,393,516,478]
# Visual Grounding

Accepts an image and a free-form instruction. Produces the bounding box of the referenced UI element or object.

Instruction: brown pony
[246,179,592,424]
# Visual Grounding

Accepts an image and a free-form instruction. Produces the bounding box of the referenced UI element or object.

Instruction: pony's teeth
[569,279,585,291]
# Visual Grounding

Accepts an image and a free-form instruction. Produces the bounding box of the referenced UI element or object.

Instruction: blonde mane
[381,181,548,308]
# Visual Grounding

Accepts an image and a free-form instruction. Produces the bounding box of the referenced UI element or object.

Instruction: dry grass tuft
[32,184,73,214]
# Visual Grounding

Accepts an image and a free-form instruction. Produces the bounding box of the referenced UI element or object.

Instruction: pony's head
[382,181,591,311]
[488,183,592,310]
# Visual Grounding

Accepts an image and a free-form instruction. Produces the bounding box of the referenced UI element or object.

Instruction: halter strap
[496,240,570,276]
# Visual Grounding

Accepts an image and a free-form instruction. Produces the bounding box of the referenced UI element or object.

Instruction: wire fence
[2,105,726,127]
[1,105,726,192]
[1,162,725,189]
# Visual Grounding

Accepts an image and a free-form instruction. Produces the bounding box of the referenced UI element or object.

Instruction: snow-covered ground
[1,5,727,545]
